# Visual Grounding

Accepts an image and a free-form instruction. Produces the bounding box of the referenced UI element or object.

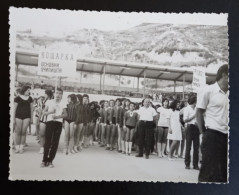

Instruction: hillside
[16,23,228,89]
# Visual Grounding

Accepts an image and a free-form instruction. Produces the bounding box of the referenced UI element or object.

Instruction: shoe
[128,153,131,156]
[48,162,54,168]
[174,154,179,158]
[145,155,149,159]
[14,149,19,154]
[100,144,105,147]
[118,150,122,153]
[135,154,143,157]
[185,166,190,169]
[70,150,76,154]
[24,143,28,147]
[151,152,157,155]
[122,151,125,154]
[40,162,46,168]
[110,148,113,151]
[106,147,110,150]
[162,154,167,158]
[39,147,44,154]
[19,149,24,154]
[193,167,200,170]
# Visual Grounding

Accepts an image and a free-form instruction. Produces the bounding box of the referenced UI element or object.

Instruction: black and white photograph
[9,7,229,183]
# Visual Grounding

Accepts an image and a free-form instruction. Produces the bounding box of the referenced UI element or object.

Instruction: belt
[140,120,153,123]
[206,128,228,137]
[188,124,197,127]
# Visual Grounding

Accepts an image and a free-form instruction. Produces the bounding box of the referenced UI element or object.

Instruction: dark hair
[179,101,186,110]
[89,101,96,109]
[116,98,122,106]
[56,88,63,93]
[162,98,169,108]
[82,94,89,99]
[188,95,197,105]
[170,100,179,111]
[129,102,135,107]
[216,64,228,81]
[45,89,53,99]
[68,94,77,104]
[20,85,31,95]
[76,94,82,103]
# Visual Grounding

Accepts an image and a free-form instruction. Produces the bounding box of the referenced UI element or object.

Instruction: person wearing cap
[196,64,229,183]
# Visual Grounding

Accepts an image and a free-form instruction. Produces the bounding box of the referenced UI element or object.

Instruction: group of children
[14,85,198,169]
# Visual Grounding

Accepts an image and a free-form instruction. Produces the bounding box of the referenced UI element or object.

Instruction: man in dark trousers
[184,95,200,170]
[196,64,229,183]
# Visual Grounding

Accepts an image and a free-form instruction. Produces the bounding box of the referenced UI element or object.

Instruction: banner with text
[37,50,77,77]
[192,67,206,93]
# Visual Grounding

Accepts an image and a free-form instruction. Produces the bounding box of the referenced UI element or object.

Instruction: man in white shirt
[136,97,157,159]
[196,64,229,183]
[184,96,200,170]
[40,88,67,168]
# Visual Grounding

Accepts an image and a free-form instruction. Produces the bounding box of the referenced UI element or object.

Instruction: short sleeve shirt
[183,105,196,125]
[137,106,157,121]
[157,107,171,127]
[45,99,66,122]
[196,82,229,134]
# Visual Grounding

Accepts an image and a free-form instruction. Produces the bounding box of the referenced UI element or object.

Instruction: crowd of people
[12,64,229,183]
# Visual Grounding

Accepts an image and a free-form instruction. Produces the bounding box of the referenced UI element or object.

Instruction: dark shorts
[126,125,135,130]
[65,119,75,124]
[112,117,116,125]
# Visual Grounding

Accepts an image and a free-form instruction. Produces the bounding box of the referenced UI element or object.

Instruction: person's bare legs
[20,118,30,153]
[69,122,75,153]
[39,122,46,153]
[15,118,23,153]
[117,125,122,151]
[64,121,70,154]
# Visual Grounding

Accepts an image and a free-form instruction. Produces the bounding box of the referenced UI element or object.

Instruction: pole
[183,74,185,100]
[174,80,176,94]
[100,73,102,93]
[118,75,121,88]
[102,65,106,95]
[143,70,146,98]
[137,77,139,92]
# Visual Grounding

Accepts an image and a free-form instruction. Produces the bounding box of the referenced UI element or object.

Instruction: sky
[10,7,228,37]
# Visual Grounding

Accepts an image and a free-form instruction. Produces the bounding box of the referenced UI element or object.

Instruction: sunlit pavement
[10,132,199,182]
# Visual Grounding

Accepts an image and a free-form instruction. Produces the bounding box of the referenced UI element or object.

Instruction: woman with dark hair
[99,101,109,147]
[13,85,33,153]
[38,89,53,154]
[156,98,171,157]
[94,104,101,142]
[113,98,123,152]
[124,102,138,155]
[167,100,182,160]
[63,94,77,155]
[76,94,83,105]
[88,102,100,146]
[120,99,130,153]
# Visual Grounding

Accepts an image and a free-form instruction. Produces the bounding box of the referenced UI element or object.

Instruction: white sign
[37,50,77,77]
[192,67,206,93]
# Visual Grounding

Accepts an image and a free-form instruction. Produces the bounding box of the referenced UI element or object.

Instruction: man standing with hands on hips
[196,64,229,183]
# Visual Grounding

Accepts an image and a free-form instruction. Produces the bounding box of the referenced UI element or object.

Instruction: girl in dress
[168,100,182,160]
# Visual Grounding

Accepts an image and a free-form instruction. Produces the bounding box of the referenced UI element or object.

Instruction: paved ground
[10,133,199,182]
